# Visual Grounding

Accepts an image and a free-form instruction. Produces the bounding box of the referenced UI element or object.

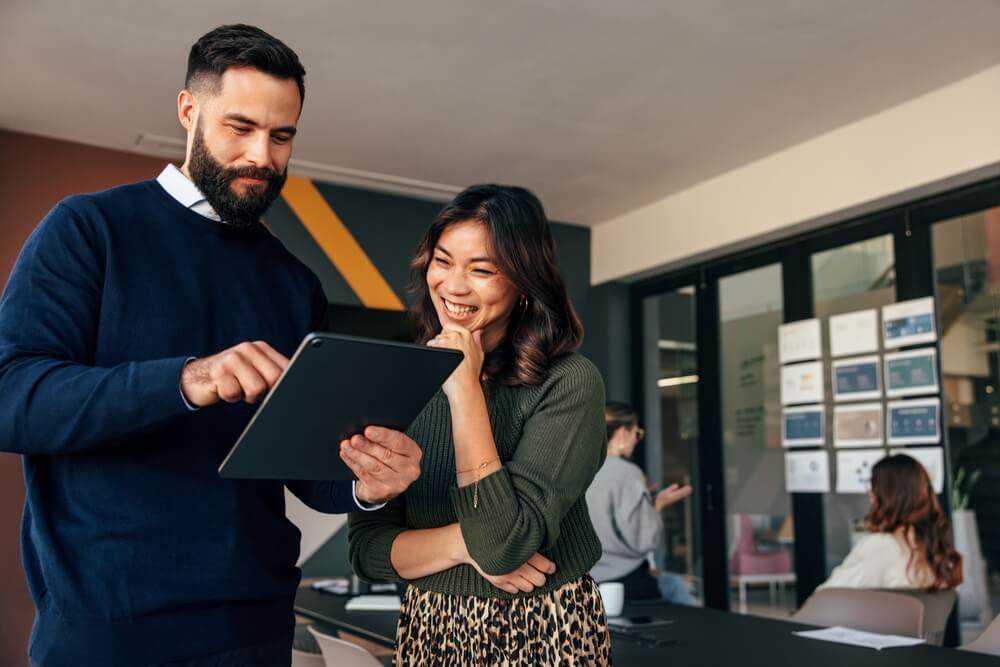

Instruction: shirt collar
[156,164,221,221]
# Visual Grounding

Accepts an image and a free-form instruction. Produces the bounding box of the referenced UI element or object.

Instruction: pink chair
[731,514,792,575]
[731,514,794,612]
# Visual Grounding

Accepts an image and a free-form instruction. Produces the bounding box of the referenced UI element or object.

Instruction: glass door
[640,286,702,603]
[717,263,793,617]
[932,205,1000,642]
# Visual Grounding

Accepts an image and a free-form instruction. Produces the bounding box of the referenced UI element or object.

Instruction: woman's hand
[654,483,693,511]
[469,553,557,595]
[450,524,555,594]
[427,323,485,400]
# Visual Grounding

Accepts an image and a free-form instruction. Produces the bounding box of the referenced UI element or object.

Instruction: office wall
[592,64,1000,284]
[0,129,622,657]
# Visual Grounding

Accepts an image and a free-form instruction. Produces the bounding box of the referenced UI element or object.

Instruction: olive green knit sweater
[348,353,606,599]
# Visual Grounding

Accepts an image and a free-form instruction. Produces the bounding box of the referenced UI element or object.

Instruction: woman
[819,453,963,591]
[585,402,694,604]
[347,184,611,665]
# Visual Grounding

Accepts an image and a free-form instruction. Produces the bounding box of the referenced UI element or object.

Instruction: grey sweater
[585,456,663,582]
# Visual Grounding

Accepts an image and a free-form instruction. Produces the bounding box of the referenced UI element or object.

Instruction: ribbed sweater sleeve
[450,355,607,575]
[0,202,191,455]
[348,493,408,582]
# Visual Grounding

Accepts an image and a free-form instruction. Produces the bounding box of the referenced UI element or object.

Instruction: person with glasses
[585,402,696,603]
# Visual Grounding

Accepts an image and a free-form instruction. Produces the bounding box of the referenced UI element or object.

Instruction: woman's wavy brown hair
[409,184,583,386]
[864,454,963,590]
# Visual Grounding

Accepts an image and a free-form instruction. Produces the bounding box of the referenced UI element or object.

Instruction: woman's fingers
[527,553,556,574]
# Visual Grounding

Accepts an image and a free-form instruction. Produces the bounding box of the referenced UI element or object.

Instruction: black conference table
[295,586,996,666]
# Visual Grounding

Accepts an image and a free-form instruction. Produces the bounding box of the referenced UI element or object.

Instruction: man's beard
[188,122,287,228]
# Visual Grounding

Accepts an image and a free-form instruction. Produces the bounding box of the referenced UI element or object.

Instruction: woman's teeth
[444,299,478,316]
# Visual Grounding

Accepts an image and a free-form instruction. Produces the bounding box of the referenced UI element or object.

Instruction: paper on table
[344,594,402,611]
[794,626,924,650]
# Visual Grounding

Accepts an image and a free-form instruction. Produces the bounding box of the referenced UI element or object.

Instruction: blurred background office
[2,1,1000,662]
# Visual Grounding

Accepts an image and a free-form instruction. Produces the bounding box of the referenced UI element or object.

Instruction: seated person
[819,453,963,591]
[585,401,695,604]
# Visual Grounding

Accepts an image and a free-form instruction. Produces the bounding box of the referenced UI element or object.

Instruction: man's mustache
[224,165,282,184]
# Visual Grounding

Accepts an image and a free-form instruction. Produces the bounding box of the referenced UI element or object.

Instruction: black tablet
[218,332,462,480]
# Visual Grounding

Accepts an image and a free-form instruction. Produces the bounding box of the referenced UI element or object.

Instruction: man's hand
[180,341,288,407]
[654,483,693,511]
[468,553,556,595]
[340,426,422,505]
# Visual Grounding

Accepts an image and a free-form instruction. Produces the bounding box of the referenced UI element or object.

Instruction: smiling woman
[349,184,611,666]
[409,184,584,385]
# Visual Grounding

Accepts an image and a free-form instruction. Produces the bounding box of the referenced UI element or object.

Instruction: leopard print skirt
[394,575,612,666]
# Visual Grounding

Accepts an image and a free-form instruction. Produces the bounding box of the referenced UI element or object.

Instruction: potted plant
[951,467,990,622]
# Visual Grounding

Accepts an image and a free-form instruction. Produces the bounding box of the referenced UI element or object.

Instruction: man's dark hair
[186,24,306,104]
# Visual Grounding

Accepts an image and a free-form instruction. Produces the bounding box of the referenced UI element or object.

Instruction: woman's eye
[433,257,449,266]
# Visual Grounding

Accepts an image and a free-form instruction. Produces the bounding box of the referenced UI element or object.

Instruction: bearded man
[0,24,421,667]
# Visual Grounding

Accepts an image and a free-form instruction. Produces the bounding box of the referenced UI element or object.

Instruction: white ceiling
[2,1,999,225]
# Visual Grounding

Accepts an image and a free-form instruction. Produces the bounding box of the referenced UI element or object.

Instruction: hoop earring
[519,296,529,310]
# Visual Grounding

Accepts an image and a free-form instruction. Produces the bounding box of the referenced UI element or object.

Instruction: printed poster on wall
[784,450,831,493]
[835,449,887,494]
[781,361,824,406]
[782,405,825,447]
[884,348,939,398]
[889,446,945,494]
[831,355,882,402]
[833,403,883,448]
[829,309,879,358]
[887,398,941,446]
[779,318,822,364]
[882,297,936,349]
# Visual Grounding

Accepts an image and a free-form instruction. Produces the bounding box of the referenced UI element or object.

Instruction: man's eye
[231,126,251,135]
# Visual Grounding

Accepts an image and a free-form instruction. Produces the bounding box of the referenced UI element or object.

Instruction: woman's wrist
[449,523,471,566]
[444,376,483,403]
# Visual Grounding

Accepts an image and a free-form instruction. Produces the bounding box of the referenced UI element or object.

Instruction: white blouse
[818,532,934,590]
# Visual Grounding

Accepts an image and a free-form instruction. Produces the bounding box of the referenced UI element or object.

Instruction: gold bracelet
[458,457,500,509]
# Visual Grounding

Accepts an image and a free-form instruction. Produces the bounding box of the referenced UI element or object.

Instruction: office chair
[307,625,384,667]
[962,613,1000,656]
[880,588,955,646]
[792,588,924,638]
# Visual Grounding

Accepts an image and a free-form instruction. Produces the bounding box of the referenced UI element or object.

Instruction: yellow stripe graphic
[281,176,405,311]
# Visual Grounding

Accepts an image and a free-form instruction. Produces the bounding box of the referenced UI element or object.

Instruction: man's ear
[177,89,198,131]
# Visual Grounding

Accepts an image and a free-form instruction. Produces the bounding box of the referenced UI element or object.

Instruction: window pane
[719,264,792,617]
[640,288,702,604]
[811,234,896,584]
[933,206,1000,643]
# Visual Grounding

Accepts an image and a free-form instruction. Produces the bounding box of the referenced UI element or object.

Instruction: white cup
[598,582,625,617]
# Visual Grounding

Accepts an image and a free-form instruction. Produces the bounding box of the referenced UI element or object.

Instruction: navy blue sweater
[0,180,356,666]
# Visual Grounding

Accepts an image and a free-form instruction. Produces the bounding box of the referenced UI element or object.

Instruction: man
[0,25,418,667]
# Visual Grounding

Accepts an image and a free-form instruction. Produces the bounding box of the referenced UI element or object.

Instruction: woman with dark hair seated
[347,184,611,666]
[819,453,963,591]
